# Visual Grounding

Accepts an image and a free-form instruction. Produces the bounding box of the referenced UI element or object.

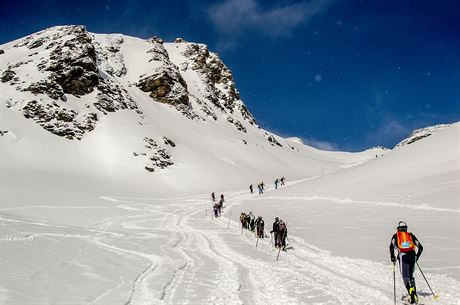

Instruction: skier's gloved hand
[391,256,396,264]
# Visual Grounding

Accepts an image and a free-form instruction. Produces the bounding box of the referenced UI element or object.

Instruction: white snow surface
[1,27,459,305]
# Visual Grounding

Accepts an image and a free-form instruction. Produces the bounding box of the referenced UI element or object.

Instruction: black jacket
[271,221,279,233]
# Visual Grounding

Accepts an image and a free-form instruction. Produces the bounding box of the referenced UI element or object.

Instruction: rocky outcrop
[95,36,127,77]
[137,66,189,107]
[20,26,100,99]
[95,81,137,114]
[133,137,175,172]
[265,132,283,147]
[2,26,139,140]
[22,100,98,140]
[163,136,176,147]
[181,43,256,125]
[1,69,16,83]
[226,116,247,133]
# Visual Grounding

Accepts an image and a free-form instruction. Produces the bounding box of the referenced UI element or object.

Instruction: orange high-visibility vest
[397,231,415,252]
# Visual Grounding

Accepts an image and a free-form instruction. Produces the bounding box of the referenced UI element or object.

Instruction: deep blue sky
[1,0,459,151]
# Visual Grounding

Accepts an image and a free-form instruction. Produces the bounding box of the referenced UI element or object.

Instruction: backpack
[397,231,415,252]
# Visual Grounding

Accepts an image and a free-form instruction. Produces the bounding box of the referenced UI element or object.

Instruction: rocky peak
[180,43,256,125]
[1,25,259,143]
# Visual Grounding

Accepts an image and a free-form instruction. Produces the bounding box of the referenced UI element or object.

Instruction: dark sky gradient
[1,0,459,151]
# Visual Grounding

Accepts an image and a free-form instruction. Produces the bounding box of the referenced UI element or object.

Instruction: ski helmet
[275,217,279,221]
[397,221,408,231]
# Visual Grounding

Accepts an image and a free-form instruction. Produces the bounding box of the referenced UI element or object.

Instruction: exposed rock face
[95,81,137,114]
[1,69,16,83]
[1,25,266,172]
[265,132,283,147]
[22,100,98,140]
[95,36,127,77]
[163,136,176,147]
[181,43,256,126]
[137,66,189,107]
[43,26,99,96]
[2,26,138,140]
[134,137,175,172]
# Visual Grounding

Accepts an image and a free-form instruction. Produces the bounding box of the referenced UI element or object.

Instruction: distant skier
[270,217,280,247]
[258,184,263,194]
[248,212,255,231]
[275,179,279,189]
[249,184,253,194]
[278,220,287,250]
[213,203,219,217]
[219,197,224,207]
[280,177,285,186]
[240,212,247,228]
[245,213,251,229]
[255,216,265,238]
[211,192,216,201]
[261,182,265,191]
[389,221,423,304]
[220,194,225,202]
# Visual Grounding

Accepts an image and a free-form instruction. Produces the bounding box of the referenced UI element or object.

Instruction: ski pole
[256,231,259,247]
[416,262,439,300]
[393,263,396,305]
[227,212,232,228]
[268,233,273,249]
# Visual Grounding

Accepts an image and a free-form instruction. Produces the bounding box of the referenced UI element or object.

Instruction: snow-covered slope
[1,26,458,305]
[394,123,457,149]
[0,25,385,205]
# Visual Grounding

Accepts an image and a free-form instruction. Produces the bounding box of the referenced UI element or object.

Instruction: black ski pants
[398,251,416,291]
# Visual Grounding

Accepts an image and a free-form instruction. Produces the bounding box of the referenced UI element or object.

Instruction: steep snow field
[1,26,459,305]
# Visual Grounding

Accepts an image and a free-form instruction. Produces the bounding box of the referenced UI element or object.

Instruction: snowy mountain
[394,123,457,149]
[0,25,386,200]
[1,26,459,305]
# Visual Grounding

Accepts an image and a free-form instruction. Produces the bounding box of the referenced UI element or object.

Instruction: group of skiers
[239,213,289,250]
[211,192,225,217]
[249,177,286,194]
[239,211,265,238]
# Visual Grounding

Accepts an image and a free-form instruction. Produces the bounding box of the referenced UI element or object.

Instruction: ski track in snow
[1,186,459,305]
[254,195,460,213]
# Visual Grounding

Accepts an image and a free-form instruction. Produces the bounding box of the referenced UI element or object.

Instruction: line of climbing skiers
[211,192,225,217]
[239,211,266,238]
[239,213,288,251]
[249,177,286,194]
[213,192,425,303]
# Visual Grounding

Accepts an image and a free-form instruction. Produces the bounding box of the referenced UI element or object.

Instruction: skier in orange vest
[389,221,423,304]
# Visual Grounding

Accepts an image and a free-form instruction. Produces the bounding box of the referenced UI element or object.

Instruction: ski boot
[409,287,418,304]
